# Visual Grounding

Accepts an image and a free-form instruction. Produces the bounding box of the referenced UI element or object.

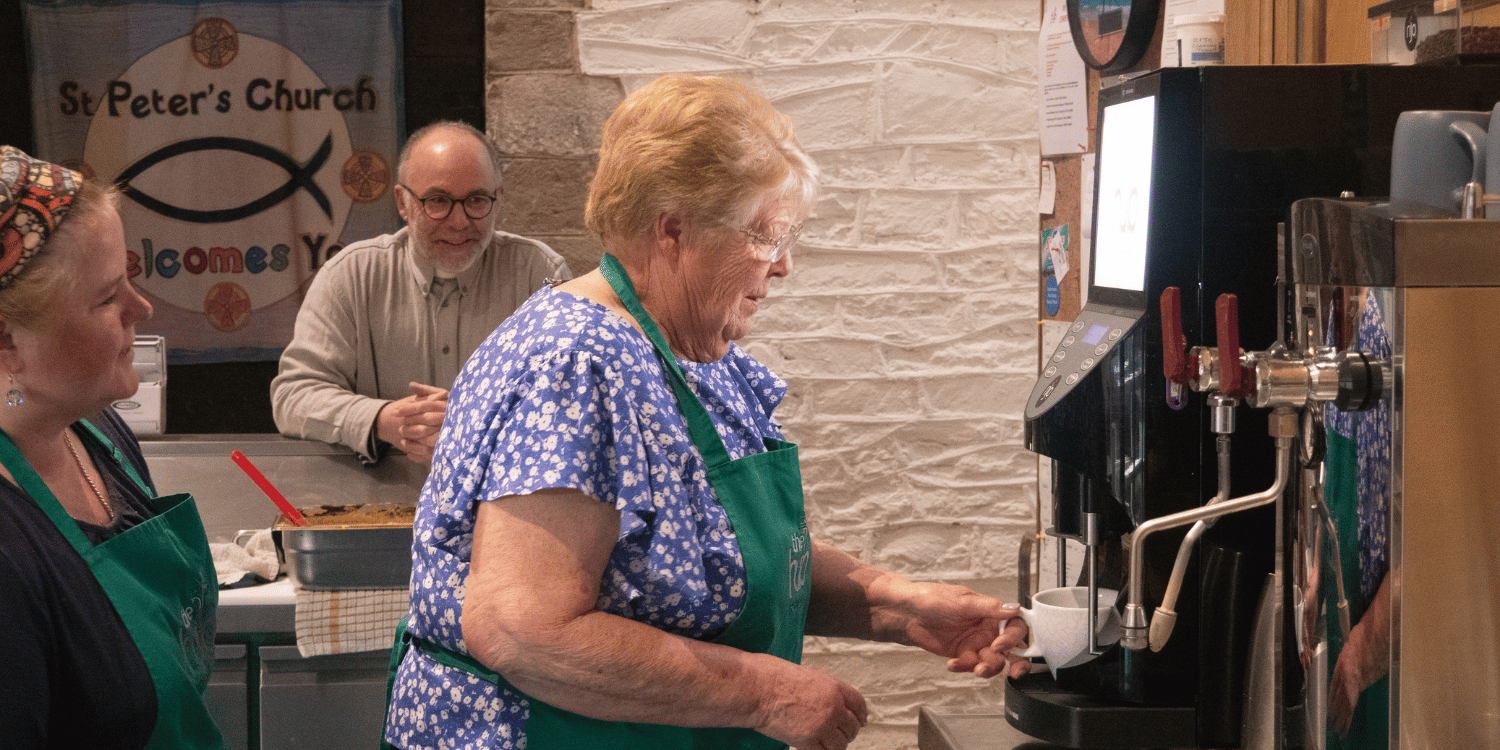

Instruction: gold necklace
[64,431,114,522]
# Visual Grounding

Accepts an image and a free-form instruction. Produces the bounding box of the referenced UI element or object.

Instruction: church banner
[24,0,402,364]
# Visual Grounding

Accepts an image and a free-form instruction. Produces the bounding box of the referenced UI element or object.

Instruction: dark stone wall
[484,0,620,275]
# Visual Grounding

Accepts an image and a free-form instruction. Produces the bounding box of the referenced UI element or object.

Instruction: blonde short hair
[0,181,119,328]
[586,74,820,244]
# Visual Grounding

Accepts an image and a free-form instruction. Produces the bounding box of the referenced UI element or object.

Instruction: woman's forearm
[471,606,778,728]
[804,539,1021,678]
[459,491,864,747]
[804,539,915,643]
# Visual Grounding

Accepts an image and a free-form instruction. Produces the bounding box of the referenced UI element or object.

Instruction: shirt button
[442,345,450,354]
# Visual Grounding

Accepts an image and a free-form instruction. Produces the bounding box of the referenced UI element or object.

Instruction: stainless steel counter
[187,437,1082,750]
[217,578,296,634]
[919,704,1199,750]
[140,433,426,543]
[918,708,1070,750]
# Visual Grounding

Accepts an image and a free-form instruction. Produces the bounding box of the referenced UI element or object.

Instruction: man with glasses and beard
[272,122,572,465]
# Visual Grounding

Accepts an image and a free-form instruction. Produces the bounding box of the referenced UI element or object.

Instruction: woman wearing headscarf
[383,75,1030,750]
[0,147,221,749]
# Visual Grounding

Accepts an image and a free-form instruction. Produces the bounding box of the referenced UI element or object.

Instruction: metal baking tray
[274,506,415,590]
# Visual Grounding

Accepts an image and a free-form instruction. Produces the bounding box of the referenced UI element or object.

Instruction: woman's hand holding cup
[1002,586,1122,678]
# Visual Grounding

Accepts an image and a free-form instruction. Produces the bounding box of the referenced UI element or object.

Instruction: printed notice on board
[1040,0,1088,156]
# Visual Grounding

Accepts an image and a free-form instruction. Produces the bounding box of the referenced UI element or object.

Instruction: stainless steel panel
[1396,287,1500,748]
[1394,221,1500,287]
[1289,198,1500,288]
[258,647,390,750]
[209,644,249,750]
[1288,197,1500,749]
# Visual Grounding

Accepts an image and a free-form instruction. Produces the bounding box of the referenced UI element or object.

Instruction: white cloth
[211,528,281,587]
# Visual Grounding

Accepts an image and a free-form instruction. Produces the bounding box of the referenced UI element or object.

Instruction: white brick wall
[576,2,1041,747]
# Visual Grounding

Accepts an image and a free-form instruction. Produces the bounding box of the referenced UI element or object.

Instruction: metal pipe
[1462,181,1484,220]
[1056,525,1066,589]
[1086,512,1103,654]
[1122,407,1297,650]
[1215,432,1232,501]
[1148,433,1233,651]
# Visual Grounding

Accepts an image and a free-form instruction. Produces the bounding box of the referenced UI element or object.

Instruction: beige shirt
[271,227,573,462]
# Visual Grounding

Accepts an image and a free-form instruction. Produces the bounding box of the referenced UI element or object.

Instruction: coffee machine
[1016,66,1500,749]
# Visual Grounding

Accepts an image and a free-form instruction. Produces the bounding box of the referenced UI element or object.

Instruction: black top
[0,409,161,749]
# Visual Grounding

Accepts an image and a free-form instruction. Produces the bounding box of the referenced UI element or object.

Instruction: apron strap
[0,427,95,555]
[414,635,502,683]
[598,253,736,469]
[0,421,154,556]
[75,419,153,497]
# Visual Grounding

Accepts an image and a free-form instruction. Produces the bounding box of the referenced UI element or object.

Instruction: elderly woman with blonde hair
[0,147,221,748]
[382,74,1029,750]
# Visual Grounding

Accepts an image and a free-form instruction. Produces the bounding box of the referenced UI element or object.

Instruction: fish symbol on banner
[116,134,334,223]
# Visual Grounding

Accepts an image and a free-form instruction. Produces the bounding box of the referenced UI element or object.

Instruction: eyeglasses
[400,184,497,221]
[734,223,802,263]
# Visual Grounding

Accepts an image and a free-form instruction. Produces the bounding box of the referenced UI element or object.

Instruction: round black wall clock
[1067,0,1161,71]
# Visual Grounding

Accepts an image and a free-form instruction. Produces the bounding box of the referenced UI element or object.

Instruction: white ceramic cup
[1013,586,1122,677]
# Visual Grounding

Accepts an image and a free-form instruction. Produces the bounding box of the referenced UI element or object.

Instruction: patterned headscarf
[0,146,84,291]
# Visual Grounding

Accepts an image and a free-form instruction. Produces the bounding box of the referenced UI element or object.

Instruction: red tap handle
[1160,287,1193,383]
[1216,294,1249,398]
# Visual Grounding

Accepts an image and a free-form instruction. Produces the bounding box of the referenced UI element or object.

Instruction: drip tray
[1004,673,1195,749]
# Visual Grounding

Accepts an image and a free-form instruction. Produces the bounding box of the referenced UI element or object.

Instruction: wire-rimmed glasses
[734,223,802,263]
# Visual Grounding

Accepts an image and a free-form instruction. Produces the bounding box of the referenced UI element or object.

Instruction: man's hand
[376,382,449,463]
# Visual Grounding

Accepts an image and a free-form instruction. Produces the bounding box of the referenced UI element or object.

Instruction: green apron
[1322,428,1389,750]
[0,422,221,750]
[385,254,811,749]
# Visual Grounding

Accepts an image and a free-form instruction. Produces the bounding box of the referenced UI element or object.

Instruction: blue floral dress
[384,284,789,750]
[1321,289,1392,750]
[1323,290,1391,604]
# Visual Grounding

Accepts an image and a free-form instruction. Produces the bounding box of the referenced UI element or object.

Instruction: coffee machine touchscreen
[1092,95,1155,295]
[1022,85,1157,419]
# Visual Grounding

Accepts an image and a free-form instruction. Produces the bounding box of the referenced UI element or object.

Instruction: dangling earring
[5,374,22,407]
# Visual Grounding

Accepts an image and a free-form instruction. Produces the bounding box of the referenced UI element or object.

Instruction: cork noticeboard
[1037,12,1163,324]
[1040,155,1087,322]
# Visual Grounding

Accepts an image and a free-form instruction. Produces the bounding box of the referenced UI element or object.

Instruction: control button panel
[1024,307,1139,419]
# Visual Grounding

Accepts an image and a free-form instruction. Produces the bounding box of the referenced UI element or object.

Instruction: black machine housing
[1014,64,1500,749]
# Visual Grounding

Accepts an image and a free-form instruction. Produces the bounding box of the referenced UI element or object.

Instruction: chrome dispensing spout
[1148,407,1233,652]
[1139,290,1294,650]
[1122,406,1297,651]
[1147,291,1269,649]
[1141,288,1380,651]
